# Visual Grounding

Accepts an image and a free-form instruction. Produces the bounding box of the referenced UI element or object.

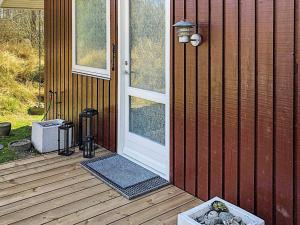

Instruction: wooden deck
[0,148,202,225]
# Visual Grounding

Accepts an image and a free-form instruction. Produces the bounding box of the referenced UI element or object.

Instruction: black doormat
[81,154,169,199]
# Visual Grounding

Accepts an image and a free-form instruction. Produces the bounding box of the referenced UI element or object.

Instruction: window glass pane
[75,0,107,69]
[130,0,165,93]
[129,96,165,145]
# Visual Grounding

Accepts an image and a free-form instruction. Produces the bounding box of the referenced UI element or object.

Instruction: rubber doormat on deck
[80,154,169,199]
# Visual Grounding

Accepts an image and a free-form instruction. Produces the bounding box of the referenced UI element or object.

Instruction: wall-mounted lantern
[173,20,202,47]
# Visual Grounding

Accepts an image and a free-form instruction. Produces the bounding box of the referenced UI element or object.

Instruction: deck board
[0,153,58,171]
[0,149,202,224]
[0,179,100,217]
[0,153,73,176]
[0,168,87,197]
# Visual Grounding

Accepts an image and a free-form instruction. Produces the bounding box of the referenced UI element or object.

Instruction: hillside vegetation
[0,8,44,116]
[0,41,42,115]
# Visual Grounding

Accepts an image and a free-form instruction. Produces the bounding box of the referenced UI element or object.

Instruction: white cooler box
[32,119,72,153]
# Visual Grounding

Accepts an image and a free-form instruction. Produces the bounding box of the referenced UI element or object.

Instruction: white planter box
[178,197,264,225]
[32,119,72,153]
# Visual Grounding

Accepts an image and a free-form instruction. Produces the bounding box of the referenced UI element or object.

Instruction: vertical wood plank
[295,0,300,224]
[197,0,210,201]
[274,1,295,224]
[239,0,256,213]
[91,78,98,110]
[82,76,87,110]
[224,0,239,204]
[98,80,104,146]
[87,77,92,108]
[103,80,110,149]
[49,0,54,120]
[92,78,98,143]
[256,0,274,223]
[44,0,48,119]
[173,0,185,190]
[68,0,72,122]
[60,0,65,120]
[73,74,78,141]
[52,0,55,119]
[77,75,83,121]
[53,0,57,119]
[57,0,61,119]
[169,0,175,184]
[63,0,69,121]
[185,0,197,195]
[109,0,117,152]
[210,0,224,198]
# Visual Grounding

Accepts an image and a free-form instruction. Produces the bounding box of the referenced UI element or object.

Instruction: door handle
[124,60,130,76]
[111,44,116,71]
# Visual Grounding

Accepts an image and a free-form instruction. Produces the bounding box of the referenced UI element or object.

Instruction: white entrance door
[118,0,170,180]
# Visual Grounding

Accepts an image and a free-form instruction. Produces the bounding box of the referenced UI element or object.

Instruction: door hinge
[111,44,117,71]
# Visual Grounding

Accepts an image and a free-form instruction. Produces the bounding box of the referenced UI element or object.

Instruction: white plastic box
[178,197,265,225]
[32,119,72,153]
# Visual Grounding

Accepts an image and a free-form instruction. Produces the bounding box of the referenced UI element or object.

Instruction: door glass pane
[130,0,165,93]
[75,0,107,69]
[129,96,165,145]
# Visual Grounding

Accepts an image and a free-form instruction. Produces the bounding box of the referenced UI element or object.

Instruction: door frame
[117,0,171,180]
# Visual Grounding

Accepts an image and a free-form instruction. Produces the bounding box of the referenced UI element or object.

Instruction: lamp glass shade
[173,20,195,43]
[172,20,195,28]
[179,35,190,43]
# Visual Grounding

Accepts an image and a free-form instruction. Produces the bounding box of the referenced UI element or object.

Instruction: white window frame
[72,0,110,79]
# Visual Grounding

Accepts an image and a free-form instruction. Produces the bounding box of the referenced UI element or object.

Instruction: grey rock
[223,220,231,225]
[204,218,223,225]
[219,212,234,222]
[233,216,242,223]
[204,220,210,225]
[207,211,219,219]
[195,215,205,223]
[231,221,240,225]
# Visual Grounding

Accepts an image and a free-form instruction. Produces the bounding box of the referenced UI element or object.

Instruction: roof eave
[0,0,44,9]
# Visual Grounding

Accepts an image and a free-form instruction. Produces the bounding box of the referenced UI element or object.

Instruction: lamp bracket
[190,34,202,47]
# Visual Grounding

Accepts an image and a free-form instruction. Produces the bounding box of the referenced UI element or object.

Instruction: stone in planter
[219,212,234,221]
[8,139,32,153]
[178,197,264,225]
[0,122,11,137]
[0,144,3,151]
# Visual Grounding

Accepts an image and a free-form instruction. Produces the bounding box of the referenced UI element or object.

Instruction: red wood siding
[44,0,117,151]
[44,0,300,224]
[170,0,299,225]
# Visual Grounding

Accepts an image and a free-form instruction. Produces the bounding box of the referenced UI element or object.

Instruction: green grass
[0,114,43,164]
[0,41,44,164]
